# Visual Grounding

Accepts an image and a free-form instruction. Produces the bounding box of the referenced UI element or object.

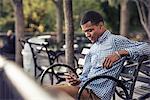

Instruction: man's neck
[99,26,107,38]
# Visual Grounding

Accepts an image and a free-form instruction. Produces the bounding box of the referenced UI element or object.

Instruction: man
[45,11,150,100]
[0,30,15,54]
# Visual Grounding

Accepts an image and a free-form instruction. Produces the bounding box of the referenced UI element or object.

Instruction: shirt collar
[96,30,111,44]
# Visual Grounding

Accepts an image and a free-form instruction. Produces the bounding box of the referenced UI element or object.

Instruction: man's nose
[85,32,90,37]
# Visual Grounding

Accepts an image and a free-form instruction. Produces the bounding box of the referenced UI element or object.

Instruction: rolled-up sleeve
[125,42,150,60]
[113,35,150,60]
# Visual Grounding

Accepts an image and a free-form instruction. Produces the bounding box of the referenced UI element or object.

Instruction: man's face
[81,21,102,43]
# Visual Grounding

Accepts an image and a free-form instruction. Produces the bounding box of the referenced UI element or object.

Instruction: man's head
[7,30,14,39]
[7,30,13,36]
[80,11,106,43]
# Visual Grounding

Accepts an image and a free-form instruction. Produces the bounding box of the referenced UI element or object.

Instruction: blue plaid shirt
[79,30,150,100]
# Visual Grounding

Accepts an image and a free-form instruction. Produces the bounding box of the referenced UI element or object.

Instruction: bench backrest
[21,38,52,78]
[116,56,149,99]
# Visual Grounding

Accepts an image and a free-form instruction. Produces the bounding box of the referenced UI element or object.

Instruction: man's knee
[43,84,79,98]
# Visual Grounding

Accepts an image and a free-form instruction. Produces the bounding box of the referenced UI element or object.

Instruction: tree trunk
[135,0,150,40]
[147,1,150,38]
[11,0,25,66]
[63,0,75,68]
[120,0,129,37]
[0,0,3,31]
[54,0,64,49]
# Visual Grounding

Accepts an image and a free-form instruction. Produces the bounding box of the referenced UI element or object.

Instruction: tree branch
[134,0,150,39]
[139,0,150,8]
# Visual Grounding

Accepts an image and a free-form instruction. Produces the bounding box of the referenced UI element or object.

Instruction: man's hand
[65,73,81,86]
[102,52,120,69]
[102,50,129,69]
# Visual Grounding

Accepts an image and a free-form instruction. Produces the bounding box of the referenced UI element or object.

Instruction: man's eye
[87,29,93,32]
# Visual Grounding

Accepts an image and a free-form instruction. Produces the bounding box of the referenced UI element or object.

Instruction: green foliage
[0,0,143,35]
[108,0,120,8]
[101,1,120,32]
[0,1,13,17]
[23,0,56,32]
[73,0,103,32]
[73,0,119,32]
[128,1,142,32]
[0,17,14,32]
[0,0,56,32]
[0,0,14,32]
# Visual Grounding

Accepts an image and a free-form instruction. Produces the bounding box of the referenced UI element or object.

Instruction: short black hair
[80,11,104,25]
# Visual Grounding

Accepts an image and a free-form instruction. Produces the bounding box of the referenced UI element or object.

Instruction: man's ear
[98,22,103,29]
[99,22,104,26]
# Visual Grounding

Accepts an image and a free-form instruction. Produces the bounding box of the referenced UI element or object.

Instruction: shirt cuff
[125,48,139,60]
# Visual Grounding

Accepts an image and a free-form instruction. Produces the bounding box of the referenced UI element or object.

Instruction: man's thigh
[43,84,100,100]
[44,84,79,98]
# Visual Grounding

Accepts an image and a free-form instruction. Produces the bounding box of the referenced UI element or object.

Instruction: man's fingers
[103,57,109,67]
[66,75,77,83]
[68,79,77,85]
[102,53,120,69]
[69,80,78,85]
[103,57,111,68]
[107,61,113,69]
[106,59,111,68]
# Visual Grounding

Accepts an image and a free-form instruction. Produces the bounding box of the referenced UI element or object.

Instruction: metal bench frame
[39,47,150,99]
[77,55,148,100]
